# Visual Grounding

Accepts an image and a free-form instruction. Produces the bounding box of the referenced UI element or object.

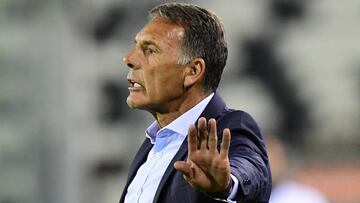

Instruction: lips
[128,78,143,88]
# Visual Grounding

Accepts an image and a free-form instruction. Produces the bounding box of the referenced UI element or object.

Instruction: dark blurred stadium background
[0,0,359,203]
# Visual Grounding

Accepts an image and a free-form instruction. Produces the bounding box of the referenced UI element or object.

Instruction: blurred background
[0,0,359,203]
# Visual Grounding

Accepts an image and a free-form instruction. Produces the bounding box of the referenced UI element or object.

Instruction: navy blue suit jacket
[119,93,271,203]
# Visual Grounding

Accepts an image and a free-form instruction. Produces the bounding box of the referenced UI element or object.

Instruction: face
[124,17,187,113]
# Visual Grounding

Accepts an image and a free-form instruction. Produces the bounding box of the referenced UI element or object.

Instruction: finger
[198,117,208,150]
[220,128,231,158]
[188,124,198,154]
[174,161,194,180]
[208,118,218,152]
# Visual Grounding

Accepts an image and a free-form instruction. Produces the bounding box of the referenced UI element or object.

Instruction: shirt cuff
[228,174,239,200]
[211,174,239,202]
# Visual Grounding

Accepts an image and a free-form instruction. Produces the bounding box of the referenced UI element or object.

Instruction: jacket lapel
[196,92,227,125]
[152,92,227,202]
[119,139,153,203]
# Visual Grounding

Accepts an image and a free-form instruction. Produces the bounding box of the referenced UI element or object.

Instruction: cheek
[143,71,156,92]
[158,72,184,93]
[146,62,185,96]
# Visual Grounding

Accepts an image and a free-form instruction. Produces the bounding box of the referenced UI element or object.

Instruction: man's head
[150,3,228,92]
[124,3,227,114]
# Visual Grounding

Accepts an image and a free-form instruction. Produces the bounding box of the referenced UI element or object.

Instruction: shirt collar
[145,93,214,144]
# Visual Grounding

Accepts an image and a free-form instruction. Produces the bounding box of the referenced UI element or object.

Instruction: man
[120,3,271,203]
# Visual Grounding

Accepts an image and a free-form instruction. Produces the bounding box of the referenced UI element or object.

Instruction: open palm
[174,117,231,193]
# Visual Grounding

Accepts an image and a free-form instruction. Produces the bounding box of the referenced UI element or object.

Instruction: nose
[123,57,134,69]
[123,49,138,69]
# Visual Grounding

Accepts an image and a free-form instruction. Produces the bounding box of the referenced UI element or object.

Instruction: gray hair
[150,2,228,92]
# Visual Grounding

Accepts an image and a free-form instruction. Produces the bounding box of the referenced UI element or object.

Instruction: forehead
[135,17,185,48]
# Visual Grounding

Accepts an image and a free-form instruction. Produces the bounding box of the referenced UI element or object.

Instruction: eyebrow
[134,39,160,50]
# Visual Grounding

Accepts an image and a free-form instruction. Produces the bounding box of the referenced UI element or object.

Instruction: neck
[152,90,211,128]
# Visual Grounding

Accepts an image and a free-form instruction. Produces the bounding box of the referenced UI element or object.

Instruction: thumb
[174,161,193,178]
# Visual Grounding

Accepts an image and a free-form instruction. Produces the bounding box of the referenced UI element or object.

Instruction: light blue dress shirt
[124,93,238,203]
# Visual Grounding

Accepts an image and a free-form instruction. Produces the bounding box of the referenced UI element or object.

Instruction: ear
[183,58,206,89]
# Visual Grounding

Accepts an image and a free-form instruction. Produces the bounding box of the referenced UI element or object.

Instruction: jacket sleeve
[217,110,272,203]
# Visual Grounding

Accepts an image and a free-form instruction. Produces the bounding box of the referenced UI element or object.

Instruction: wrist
[207,179,233,199]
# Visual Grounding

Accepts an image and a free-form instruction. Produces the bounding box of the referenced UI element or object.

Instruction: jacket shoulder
[217,109,262,132]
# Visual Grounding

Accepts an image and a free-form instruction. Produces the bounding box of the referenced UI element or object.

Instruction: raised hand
[174,117,231,193]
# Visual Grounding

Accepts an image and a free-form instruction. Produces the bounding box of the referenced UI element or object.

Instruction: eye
[143,48,155,55]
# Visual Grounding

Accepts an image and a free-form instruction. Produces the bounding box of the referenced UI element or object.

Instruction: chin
[126,96,146,109]
[126,97,138,109]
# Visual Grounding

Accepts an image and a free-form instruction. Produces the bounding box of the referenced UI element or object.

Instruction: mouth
[128,79,143,89]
